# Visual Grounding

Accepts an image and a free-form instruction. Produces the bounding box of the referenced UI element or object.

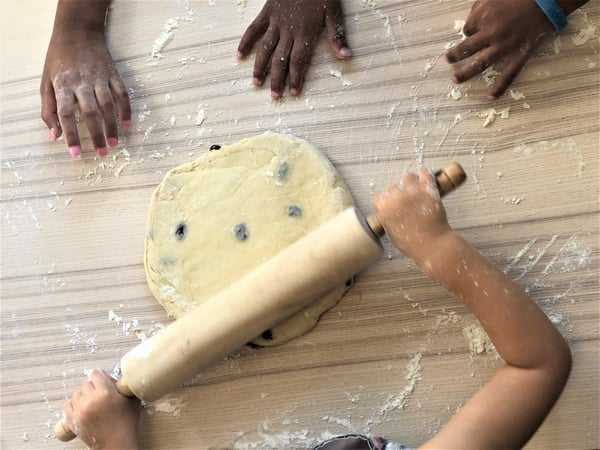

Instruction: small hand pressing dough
[145,133,354,346]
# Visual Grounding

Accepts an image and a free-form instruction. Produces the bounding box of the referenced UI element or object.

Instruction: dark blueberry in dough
[261,329,273,340]
[160,255,177,266]
[287,205,302,217]
[277,162,289,181]
[174,222,187,240]
[233,223,249,241]
[209,144,221,151]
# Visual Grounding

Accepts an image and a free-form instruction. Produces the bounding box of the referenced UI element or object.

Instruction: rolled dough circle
[144,133,354,346]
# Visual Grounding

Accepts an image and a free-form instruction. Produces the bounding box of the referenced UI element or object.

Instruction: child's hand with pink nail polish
[237,0,350,100]
[41,0,131,158]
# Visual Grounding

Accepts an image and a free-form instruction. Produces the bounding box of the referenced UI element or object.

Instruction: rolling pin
[55,163,466,442]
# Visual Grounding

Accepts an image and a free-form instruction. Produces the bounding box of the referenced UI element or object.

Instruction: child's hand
[373,169,451,263]
[237,0,351,100]
[63,369,140,450]
[445,0,553,100]
[41,29,131,158]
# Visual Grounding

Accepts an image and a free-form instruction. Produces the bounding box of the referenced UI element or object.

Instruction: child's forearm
[376,172,572,448]
[417,230,571,448]
[418,231,571,375]
[52,0,110,34]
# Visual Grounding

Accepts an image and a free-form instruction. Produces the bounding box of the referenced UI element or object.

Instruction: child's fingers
[62,400,77,431]
[252,27,279,86]
[237,10,271,59]
[63,399,75,417]
[109,75,131,130]
[56,90,82,158]
[446,32,487,64]
[75,85,108,157]
[90,369,114,394]
[487,52,530,100]
[400,172,419,190]
[462,14,480,38]
[372,184,400,215]
[90,368,111,383]
[325,0,351,59]
[288,41,312,96]
[269,37,293,100]
[95,82,118,148]
[418,168,435,186]
[419,168,442,198]
[40,79,62,141]
[451,44,501,84]
[81,380,96,399]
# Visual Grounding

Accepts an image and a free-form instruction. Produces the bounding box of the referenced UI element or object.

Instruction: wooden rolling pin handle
[54,416,77,442]
[366,162,466,237]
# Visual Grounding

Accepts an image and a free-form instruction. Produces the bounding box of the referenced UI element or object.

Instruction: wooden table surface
[1,1,598,449]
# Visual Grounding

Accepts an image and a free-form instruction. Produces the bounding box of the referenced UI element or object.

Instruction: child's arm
[237,0,351,100]
[41,0,131,158]
[62,369,141,450]
[445,0,590,100]
[373,169,572,449]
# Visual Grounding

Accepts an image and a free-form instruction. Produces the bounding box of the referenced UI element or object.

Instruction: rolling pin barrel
[119,207,384,402]
[54,162,466,442]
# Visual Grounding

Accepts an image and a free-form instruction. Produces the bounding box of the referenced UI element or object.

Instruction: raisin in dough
[144,133,354,346]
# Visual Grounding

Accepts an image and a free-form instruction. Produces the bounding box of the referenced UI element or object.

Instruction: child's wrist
[50,24,105,47]
[54,0,109,35]
[53,18,106,36]
[410,229,457,275]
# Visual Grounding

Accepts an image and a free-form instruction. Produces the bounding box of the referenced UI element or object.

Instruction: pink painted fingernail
[122,120,131,130]
[107,137,119,148]
[96,147,108,157]
[49,128,57,141]
[69,146,81,158]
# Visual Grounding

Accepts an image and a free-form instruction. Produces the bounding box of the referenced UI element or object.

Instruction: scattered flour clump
[148,395,187,417]
[480,107,510,127]
[542,235,592,275]
[463,323,492,356]
[150,7,195,60]
[328,69,354,86]
[481,67,500,86]
[454,20,467,40]
[380,353,423,413]
[509,90,526,100]
[572,25,597,46]
[448,87,463,100]
[151,18,179,59]
[195,104,207,125]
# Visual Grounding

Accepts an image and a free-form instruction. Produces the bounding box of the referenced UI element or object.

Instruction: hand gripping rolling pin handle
[54,378,133,442]
[54,162,465,443]
[366,163,466,237]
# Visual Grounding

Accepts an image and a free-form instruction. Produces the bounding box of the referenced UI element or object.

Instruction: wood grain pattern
[1,1,598,449]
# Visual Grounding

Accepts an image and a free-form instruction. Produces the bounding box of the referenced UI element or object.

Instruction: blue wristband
[534,0,568,33]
